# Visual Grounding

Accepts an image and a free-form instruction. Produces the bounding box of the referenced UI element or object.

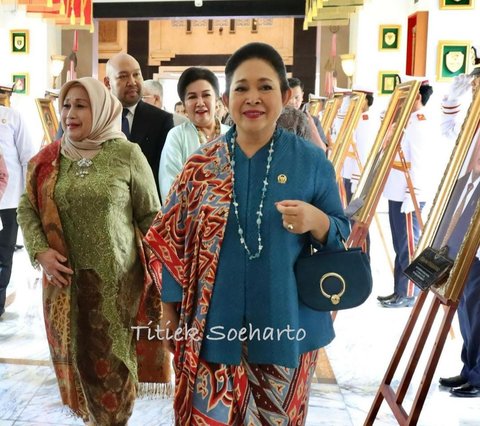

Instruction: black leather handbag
[295,244,372,311]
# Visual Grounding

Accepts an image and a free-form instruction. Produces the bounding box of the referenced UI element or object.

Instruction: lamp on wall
[51,55,66,89]
[340,53,356,88]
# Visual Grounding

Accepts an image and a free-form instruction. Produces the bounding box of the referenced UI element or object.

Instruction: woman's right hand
[36,249,74,287]
[161,302,180,354]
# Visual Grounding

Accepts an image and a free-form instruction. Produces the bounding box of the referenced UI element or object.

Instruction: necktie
[122,108,130,139]
[441,182,474,247]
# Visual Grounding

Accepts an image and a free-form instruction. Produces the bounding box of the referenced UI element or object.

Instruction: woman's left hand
[276,200,330,243]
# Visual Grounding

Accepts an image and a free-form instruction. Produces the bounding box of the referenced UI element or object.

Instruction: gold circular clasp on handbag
[319,273,346,305]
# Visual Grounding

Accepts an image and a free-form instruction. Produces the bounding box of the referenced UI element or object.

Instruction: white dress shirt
[0,106,36,209]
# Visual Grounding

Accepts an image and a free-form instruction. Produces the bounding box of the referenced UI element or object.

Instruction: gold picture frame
[414,89,480,302]
[378,71,400,95]
[379,25,401,50]
[320,94,343,145]
[330,92,366,178]
[35,98,59,145]
[348,80,421,224]
[436,40,471,81]
[0,95,10,107]
[12,73,29,95]
[10,29,29,54]
[439,0,475,10]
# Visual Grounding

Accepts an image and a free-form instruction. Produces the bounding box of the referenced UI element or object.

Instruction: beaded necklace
[196,119,221,144]
[229,129,277,260]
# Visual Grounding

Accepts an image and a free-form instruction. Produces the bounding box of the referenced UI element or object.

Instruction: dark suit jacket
[433,173,480,259]
[130,100,174,199]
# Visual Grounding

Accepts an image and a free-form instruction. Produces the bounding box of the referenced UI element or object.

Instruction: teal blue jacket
[162,127,350,368]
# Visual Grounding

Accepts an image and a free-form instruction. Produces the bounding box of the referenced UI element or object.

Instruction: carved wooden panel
[99,21,118,43]
[148,18,294,66]
[98,20,127,59]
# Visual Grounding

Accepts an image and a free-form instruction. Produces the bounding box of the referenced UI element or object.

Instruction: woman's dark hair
[419,84,433,106]
[224,42,290,96]
[177,67,220,102]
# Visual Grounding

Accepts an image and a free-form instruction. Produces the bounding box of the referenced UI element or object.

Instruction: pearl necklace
[230,129,277,260]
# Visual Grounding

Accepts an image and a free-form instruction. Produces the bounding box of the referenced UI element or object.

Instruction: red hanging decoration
[324,26,339,97]
[24,1,93,29]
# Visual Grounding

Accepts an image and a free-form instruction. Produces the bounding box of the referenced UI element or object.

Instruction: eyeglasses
[142,95,155,100]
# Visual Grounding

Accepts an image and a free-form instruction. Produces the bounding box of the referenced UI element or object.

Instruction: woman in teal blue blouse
[144,42,350,425]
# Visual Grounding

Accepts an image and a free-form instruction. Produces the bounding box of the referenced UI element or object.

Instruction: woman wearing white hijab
[17,77,162,425]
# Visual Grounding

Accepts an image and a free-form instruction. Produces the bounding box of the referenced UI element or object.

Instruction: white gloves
[401,196,415,214]
[447,74,473,101]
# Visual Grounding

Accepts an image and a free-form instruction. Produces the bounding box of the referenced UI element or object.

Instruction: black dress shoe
[381,295,415,308]
[450,383,480,397]
[439,375,468,388]
[377,293,397,302]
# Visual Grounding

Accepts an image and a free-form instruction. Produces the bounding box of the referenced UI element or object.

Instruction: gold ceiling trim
[323,0,364,6]
[304,0,364,28]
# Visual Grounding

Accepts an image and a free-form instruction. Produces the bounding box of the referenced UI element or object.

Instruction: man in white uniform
[379,81,434,308]
[0,105,35,317]
[342,86,379,202]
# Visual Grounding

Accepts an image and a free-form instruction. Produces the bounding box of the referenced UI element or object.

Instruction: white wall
[350,0,408,114]
[350,0,480,204]
[0,5,62,151]
[350,0,479,115]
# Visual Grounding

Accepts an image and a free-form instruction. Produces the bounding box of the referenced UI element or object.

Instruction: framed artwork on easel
[320,94,343,145]
[347,81,420,224]
[413,90,480,302]
[330,92,366,178]
[35,98,59,146]
[0,95,10,107]
[365,87,480,425]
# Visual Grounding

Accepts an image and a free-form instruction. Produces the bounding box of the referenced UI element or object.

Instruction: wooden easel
[321,94,343,148]
[362,81,480,424]
[364,276,464,425]
[347,143,424,248]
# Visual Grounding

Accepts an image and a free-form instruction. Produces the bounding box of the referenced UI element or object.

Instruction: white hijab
[59,77,125,160]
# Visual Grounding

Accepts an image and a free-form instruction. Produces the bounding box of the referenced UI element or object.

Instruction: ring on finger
[287,223,294,231]
[46,273,53,281]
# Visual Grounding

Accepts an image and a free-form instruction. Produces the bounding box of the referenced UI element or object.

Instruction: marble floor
[1,212,479,425]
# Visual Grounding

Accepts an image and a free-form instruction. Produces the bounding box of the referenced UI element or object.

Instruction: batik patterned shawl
[25,141,87,417]
[144,138,232,424]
